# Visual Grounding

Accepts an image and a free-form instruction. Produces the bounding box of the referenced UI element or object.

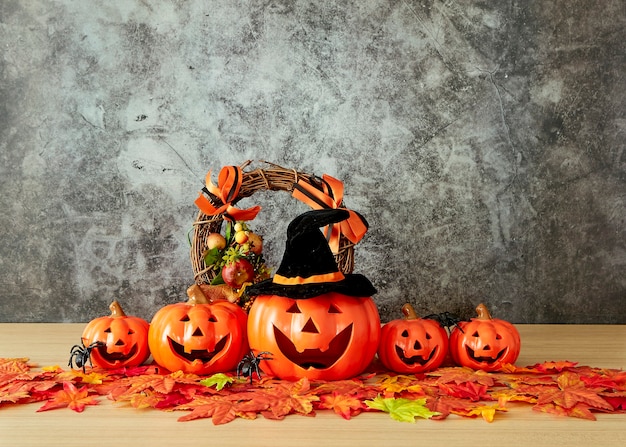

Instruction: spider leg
[253,363,262,382]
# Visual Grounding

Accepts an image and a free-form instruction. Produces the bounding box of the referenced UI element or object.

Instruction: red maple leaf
[602,392,626,411]
[438,381,492,402]
[530,360,579,374]
[36,381,99,413]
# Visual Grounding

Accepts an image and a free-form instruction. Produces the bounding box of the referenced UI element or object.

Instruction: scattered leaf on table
[365,395,440,423]
[36,381,99,413]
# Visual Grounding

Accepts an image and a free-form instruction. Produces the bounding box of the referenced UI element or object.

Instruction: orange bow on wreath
[195,166,261,221]
[292,174,368,254]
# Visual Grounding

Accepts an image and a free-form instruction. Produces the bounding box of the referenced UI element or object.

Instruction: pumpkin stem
[402,303,419,320]
[475,303,493,320]
[109,300,126,318]
[187,284,209,305]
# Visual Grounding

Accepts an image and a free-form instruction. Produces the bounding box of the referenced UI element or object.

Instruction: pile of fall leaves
[1,357,624,424]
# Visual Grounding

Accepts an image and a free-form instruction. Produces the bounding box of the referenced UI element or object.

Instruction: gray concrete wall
[1,0,624,324]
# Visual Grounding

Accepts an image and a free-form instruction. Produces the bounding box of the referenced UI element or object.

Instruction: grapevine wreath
[189,160,369,303]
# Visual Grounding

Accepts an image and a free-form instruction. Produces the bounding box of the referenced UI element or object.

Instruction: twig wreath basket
[190,160,363,287]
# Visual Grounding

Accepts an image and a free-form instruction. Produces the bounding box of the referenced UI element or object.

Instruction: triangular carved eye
[425,332,432,340]
[104,328,112,333]
[286,302,301,313]
[495,334,502,340]
[401,330,409,337]
[127,329,135,335]
[180,315,191,322]
[328,304,342,314]
[209,315,217,322]
[472,331,480,337]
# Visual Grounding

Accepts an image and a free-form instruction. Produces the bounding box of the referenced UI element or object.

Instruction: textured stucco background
[1,0,624,324]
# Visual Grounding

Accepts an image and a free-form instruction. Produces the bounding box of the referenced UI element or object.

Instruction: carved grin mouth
[168,335,229,363]
[97,344,138,362]
[465,346,507,364]
[273,324,353,370]
[395,345,438,366]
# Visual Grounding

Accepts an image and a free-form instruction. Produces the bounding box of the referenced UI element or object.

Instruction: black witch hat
[246,209,377,299]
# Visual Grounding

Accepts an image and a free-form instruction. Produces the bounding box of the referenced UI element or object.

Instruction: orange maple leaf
[535,371,613,413]
[429,367,495,386]
[176,395,238,424]
[374,374,426,397]
[0,384,31,403]
[533,402,598,420]
[36,381,99,413]
[0,358,32,374]
[318,392,365,419]
[114,373,177,400]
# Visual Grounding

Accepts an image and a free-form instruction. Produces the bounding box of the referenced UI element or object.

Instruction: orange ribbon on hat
[194,166,261,221]
[292,174,368,254]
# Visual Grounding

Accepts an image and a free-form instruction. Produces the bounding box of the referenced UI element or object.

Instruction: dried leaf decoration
[1,357,625,423]
[365,396,440,422]
[36,382,99,413]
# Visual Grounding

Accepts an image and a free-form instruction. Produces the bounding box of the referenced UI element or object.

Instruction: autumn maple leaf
[0,358,32,374]
[534,371,613,417]
[0,384,31,403]
[429,367,495,387]
[438,380,492,402]
[260,377,320,418]
[318,392,365,419]
[374,374,426,397]
[36,381,99,413]
[176,395,238,424]
[365,395,440,423]
[461,403,508,422]
[200,373,236,391]
[531,360,579,373]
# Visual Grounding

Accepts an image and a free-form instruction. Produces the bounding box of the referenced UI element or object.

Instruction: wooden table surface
[1,323,625,447]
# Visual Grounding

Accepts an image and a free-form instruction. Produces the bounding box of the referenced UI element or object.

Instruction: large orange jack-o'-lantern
[247,292,380,381]
[378,303,449,373]
[81,300,150,369]
[449,303,521,372]
[148,285,248,374]
[246,209,380,381]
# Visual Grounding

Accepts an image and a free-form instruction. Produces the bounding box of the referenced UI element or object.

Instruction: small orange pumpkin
[81,300,150,368]
[247,292,380,381]
[148,285,248,374]
[449,303,521,371]
[378,304,449,373]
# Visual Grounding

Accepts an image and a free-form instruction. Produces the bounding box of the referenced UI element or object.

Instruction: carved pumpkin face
[247,292,380,381]
[378,304,448,373]
[148,286,248,374]
[81,301,150,369]
[449,303,521,372]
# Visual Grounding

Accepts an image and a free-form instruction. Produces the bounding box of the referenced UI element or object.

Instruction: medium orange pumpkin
[378,304,449,373]
[148,285,248,374]
[246,292,381,381]
[449,303,521,371]
[81,300,150,369]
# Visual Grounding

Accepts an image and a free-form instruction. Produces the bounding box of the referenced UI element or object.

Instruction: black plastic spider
[236,350,273,384]
[68,340,104,373]
[423,311,465,334]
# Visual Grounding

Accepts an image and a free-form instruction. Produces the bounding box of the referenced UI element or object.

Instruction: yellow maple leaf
[465,403,507,422]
